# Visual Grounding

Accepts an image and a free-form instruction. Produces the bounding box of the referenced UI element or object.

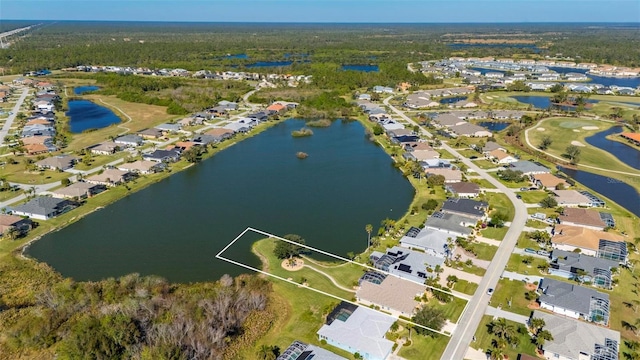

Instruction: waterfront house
[449,122,492,137]
[371,246,444,283]
[509,160,549,176]
[11,196,77,221]
[21,124,56,138]
[143,149,181,163]
[205,128,235,141]
[357,275,425,317]
[441,198,488,221]
[317,303,394,360]
[36,155,77,171]
[551,224,627,261]
[89,141,121,155]
[424,212,474,237]
[445,181,480,198]
[532,173,568,190]
[266,103,287,113]
[50,182,106,199]
[558,208,613,230]
[118,160,166,175]
[552,190,594,207]
[550,249,619,289]
[86,169,135,187]
[620,132,640,146]
[277,341,346,360]
[138,128,164,139]
[399,227,451,258]
[0,214,33,238]
[537,278,610,325]
[530,311,619,360]
[421,159,451,169]
[114,134,144,147]
[425,168,462,183]
[411,149,440,161]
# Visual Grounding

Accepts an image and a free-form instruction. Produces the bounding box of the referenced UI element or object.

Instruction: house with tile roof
[551,224,627,261]
[558,208,612,230]
[357,275,425,316]
[532,173,569,190]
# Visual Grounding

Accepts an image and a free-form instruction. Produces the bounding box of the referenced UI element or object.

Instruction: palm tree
[256,345,276,360]
[365,224,373,248]
[529,317,545,336]
[490,318,515,341]
[489,345,506,360]
[535,329,553,350]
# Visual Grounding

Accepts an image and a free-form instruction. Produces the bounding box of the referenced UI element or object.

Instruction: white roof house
[317,305,394,360]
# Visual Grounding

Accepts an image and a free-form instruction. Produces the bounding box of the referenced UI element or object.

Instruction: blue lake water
[584,126,640,170]
[471,67,507,75]
[342,64,380,72]
[224,53,248,59]
[73,85,100,95]
[439,96,467,104]
[478,121,510,132]
[246,61,293,68]
[66,100,121,133]
[512,96,598,110]
[27,119,415,282]
[449,43,541,53]
[557,166,640,217]
[545,66,640,88]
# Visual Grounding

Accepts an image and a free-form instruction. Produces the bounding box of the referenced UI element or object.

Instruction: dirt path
[301,254,350,268]
[303,264,355,293]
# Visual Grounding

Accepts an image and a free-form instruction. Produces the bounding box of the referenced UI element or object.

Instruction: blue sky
[2,0,639,23]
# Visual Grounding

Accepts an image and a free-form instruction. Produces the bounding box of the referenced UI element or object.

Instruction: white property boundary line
[216,226,468,337]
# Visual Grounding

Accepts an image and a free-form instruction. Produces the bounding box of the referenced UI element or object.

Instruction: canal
[26,119,415,282]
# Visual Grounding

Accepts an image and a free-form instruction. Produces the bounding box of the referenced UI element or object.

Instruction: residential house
[114,134,144,147]
[138,128,164,139]
[118,160,166,174]
[223,121,252,133]
[620,132,640,146]
[537,278,610,325]
[399,227,452,258]
[445,182,481,198]
[24,144,51,155]
[0,214,33,238]
[86,169,135,187]
[217,100,238,110]
[550,250,619,289]
[451,100,477,108]
[204,128,235,141]
[412,149,440,161]
[34,100,54,112]
[277,341,346,360]
[509,160,550,176]
[433,113,466,127]
[530,311,620,360]
[177,116,204,127]
[488,149,518,164]
[191,134,219,146]
[424,212,475,237]
[50,182,106,199]
[558,208,613,230]
[551,224,627,261]
[532,173,568,190]
[441,198,487,221]
[89,141,121,155]
[370,246,444,283]
[357,275,425,317]
[21,124,55,138]
[480,141,505,154]
[171,141,198,152]
[317,303,394,360]
[143,149,181,163]
[373,85,394,94]
[421,159,451,169]
[35,155,77,171]
[425,168,462,183]
[247,111,269,122]
[552,190,594,207]
[11,196,77,221]
[449,122,492,137]
[266,103,287,113]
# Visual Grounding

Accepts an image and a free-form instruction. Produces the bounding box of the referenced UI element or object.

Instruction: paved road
[383,96,528,360]
[0,87,30,144]
[64,158,125,175]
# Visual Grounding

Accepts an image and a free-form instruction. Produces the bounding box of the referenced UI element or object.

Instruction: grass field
[491,279,535,317]
[505,254,548,276]
[488,171,531,189]
[453,278,479,295]
[470,178,497,189]
[485,192,515,221]
[480,226,508,240]
[73,153,125,170]
[528,117,639,175]
[472,159,498,170]
[515,190,549,204]
[469,242,498,261]
[4,164,72,184]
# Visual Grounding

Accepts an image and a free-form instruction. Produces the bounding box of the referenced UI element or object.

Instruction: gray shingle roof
[11,196,74,217]
[551,250,618,277]
[538,278,608,315]
[509,160,550,174]
[424,212,474,236]
[441,198,487,218]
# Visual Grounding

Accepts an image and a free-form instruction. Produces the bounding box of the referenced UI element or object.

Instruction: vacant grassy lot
[515,190,548,204]
[472,159,497,170]
[491,279,535,317]
[471,315,538,360]
[505,253,548,276]
[453,278,479,295]
[485,192,515,221]
[480,226,508,240]
[469,242,498,261]
[4,163,72,184]
[397,331,448,360]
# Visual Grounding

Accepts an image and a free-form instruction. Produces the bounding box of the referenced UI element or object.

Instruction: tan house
[551,224,625,258]
[558,208,609,231]
[425,168,463,183]
[0,214,33,238]
[89,141,120,155]
[488,149,517,164]
[118,160,166,175]
[532,173,568,190]
[86,169,134,187]
[356,276,425,316]
[50,182,106,199]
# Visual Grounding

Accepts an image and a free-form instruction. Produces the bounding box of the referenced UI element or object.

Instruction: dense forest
[1,22,639,75]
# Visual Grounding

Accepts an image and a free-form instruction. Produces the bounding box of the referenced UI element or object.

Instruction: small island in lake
[291,127,314,137]
[296,151,309,159]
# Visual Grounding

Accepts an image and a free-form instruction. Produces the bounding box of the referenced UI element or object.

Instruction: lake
[511,96,598,111]
[584,126,640,170]
[73,85,100,95]
[246,61,293,68]
[342,64,380,73]
[66,100,121,133]
[557,166,640,217]
[546,66,640,88]
[27,119,415,282]
[478,121,510,132]
[449,43,541,53]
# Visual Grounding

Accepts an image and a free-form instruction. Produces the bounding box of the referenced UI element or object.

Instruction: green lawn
[469,242,498,261]
[456,149,480,158]
[528,117,639,174]
[471,315,538,360]
[505,254,549,277]
[427,296,468,323]
[398,332,448,360]
[480,226,508,241]
[4,164,72,184]
[470,178,496,189]
[484,192,515,221]
[438,148,457,159]
[453,278,479,295]
[301,256,366,289]
[515,190,548,204]
[450,260,487,277]
[472,159,498,170]
[0,189,22,203]
[525,219,548,229]
[488,171,531,189]
[73,153,125,171]
[491,279,535,317]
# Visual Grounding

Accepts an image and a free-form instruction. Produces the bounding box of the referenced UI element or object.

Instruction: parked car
[516,194,522,199]
[537,250,550,257]
[487,288,494,296]
[524,248,537,254]
[519,187,529,191]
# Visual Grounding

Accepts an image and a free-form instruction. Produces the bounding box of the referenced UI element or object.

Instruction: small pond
[478,121,510,132]
[341,64,380,72]
[512,96,598,111]
[66,100,120,133]
[73,85,100,95]
[439,96,467,104]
